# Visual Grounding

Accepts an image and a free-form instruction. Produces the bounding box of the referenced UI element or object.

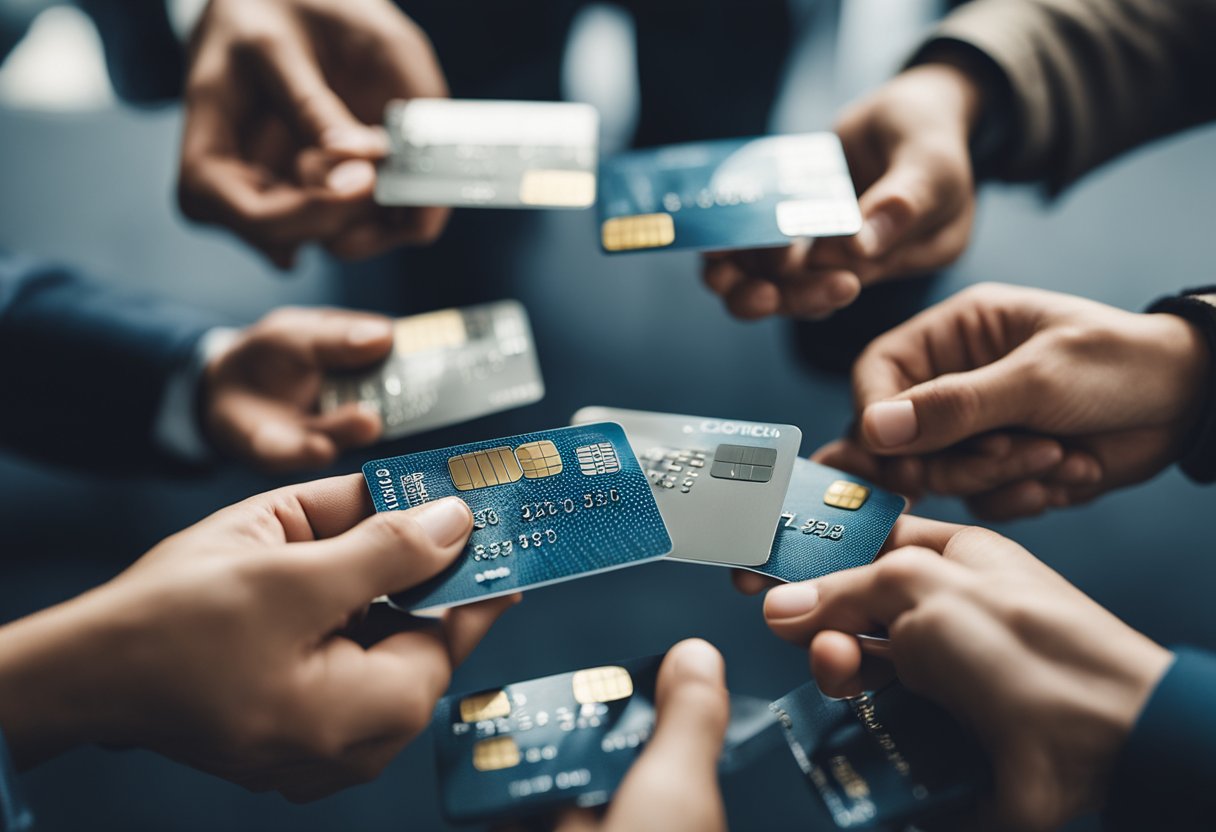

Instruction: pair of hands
[0,473,731,831]
[179,0,449,267]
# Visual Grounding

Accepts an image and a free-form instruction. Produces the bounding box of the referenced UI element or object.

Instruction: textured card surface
[435,659,987,828]
[320,301,543,441]
[376,98,598,208]
[572,407,800,567]
[772,682,987,829]
[746,458,906,584]
[598,133,861,253]
[435,656,662,825]
[363,423,670,611]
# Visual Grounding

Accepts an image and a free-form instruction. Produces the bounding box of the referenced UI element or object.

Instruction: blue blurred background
[1,1,1214,829]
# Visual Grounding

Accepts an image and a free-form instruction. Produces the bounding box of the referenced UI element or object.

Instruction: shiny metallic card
[320,301,543,441]
[376,98,598,208]
[598,133,861,253]
[572,407,800,567]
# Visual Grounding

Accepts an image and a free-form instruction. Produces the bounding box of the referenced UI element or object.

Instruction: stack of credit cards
[362,423,671,612]
[434,655,987,827]
[598,133,862,253]
[320,301,543,441]
[572,408,905,583]
[376,98,599,209]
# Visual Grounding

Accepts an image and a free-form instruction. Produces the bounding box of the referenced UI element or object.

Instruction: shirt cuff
[152,326,241,463]
[0,729,32,832]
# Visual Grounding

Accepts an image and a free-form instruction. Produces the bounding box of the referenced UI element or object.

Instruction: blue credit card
[745,458,906,584]
[598,133,861,254]
[362,423,671,611]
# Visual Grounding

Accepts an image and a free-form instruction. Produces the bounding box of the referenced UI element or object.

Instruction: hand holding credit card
[363,423,671,612]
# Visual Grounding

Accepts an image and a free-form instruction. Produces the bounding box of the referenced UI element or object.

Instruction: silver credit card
[322,301,544,441]
[572,407,801,567]
[376,98,599,209]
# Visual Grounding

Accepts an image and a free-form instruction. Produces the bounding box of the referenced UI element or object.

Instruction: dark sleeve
[914,0,1216,193]
[1103,648,1216,831]
[1145,288,1216,484]
[0,256,221,472]
[73,0,184,103]
[0,729,32,832]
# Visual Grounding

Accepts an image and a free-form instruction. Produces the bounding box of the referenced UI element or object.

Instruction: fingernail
[347,319,392,347]
[1026,443,1064,471]
[411,497,471,547]
[251,422,302,457]
[326,160,375,195]
[671,639,724,683]
[864,400,918,448]
[765,582,820,620]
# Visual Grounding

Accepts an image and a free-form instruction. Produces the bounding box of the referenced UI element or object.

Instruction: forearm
[0,256,225,471]
[919,0,1216,192]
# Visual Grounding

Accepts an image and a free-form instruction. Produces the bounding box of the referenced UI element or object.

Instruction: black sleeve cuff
[1145,287,1216,484]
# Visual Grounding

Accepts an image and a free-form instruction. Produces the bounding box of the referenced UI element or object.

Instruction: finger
[307,404,383,450]
[1043,449,1104,486]
[219,401,339,472]
[811,438,883,481]
[230,473,371,541]
[554,809,601,832]
[297,148,379,199]
[880,515,966,554]
[858,355,1035,455]
[601,640,729,832]
[323,205,452,256]
[776,269,861,319]
[702,255,746,298]
[441,594,522,665]
[764,547,954,642]
[921,436,1065,495]
[732,569,780,595]
[297,497,472,614]
[256,307,394,369]
[246,30,386,154]
[848,151,957,261]
[963,480,1050,521]
[724,276,782,320]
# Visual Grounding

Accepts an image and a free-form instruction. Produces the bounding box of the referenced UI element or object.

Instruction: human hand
[762,515,1173,830]
[201,306,397,471]
[0,475,516,800]
[544,640,729,832]
[815,283,1210,519]
[702,62,980,320]
[178,0,450,267]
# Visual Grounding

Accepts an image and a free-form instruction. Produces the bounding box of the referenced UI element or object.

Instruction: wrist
[0,585,148,767]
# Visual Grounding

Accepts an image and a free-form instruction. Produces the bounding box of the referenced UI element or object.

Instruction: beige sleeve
[931,0,1216,189]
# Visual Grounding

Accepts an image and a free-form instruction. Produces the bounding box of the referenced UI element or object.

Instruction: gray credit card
[376,98,598,209]
[321,301,544,441]
[572,407,801,567]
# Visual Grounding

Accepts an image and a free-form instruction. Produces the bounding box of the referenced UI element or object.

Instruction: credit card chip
[710,444,777,483]
[572,666,634,704]
[601,213,675,251]
[472,737,521,772]
[519,169,596,207]
[459,690,511,723]
[824,480,870,510]
[394,309,468,355]
[576,442,621,476]
[449,447,524,491]
[516,440,563,479]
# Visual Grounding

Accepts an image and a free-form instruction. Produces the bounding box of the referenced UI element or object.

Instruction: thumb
[603,640,729,831]
[251,34,387,158]
[859,356,1034,454]
[849,159,941,261]
[304,498,472,614]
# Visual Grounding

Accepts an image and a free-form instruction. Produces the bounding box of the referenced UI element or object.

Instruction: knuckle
[369,511,431,553]
[922,376,983,431]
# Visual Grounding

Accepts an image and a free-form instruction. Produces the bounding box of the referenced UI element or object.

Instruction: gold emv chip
[516,440,563,479]
[472,736,521,771]
[572,666,634,704]
[824,480,870,510]
[519,169,596,207]
[601,213,675,251]
[459,689,511,723]
[394,308,467,355]
[448,440,564,491]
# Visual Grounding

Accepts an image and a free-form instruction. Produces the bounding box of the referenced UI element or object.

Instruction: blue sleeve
[0,255,223,472]
[0,729,32,832]
[1103,647,1216,831]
